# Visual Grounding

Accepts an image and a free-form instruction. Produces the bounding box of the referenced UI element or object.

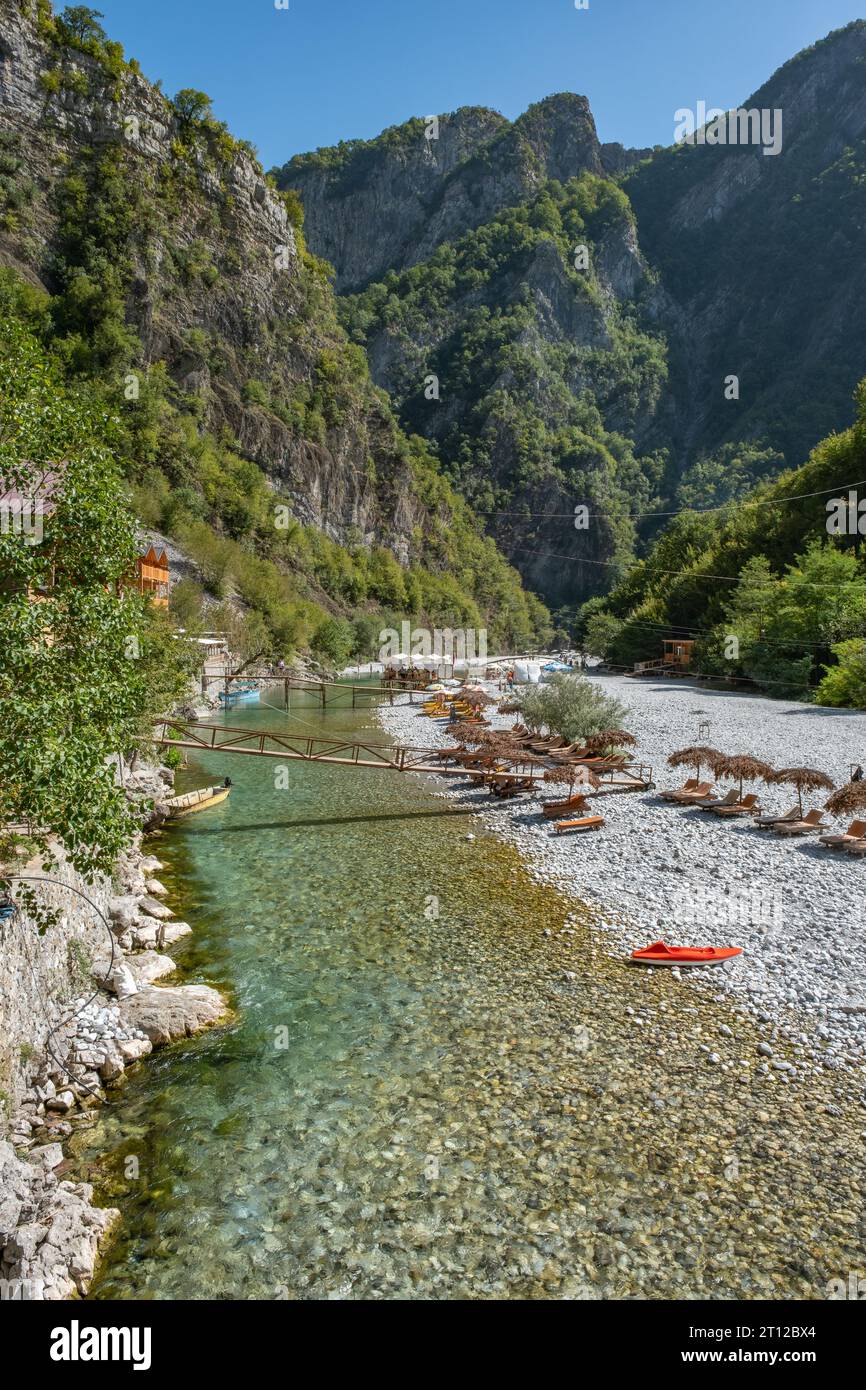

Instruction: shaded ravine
[73,699,865,1300]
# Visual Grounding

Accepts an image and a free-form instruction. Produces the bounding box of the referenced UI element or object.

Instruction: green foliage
[57,7,107,48]
[341,174,667,605]
[816,640,866,707]
[311,617,355,669]
[172,89,214,126]
[0,313,192,878]
[516,673,630,741]
[588,380,866,705]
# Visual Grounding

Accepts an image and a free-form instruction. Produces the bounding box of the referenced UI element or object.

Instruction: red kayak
[631,940,743,967]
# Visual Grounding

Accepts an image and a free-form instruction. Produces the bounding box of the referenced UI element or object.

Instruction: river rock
[125,951,177,987]
[139,895,174,921]
[118,985,229,1045]
[108,895,139,930]
[96,959,138,999]
[117,1037,153,1063]
[158,922,193,945]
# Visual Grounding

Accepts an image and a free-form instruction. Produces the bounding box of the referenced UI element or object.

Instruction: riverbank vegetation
[0,310,199,877]
[576,382,866,705]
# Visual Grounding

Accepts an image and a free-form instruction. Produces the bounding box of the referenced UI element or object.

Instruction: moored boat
[164,784,232,818]
[218,684,261,708]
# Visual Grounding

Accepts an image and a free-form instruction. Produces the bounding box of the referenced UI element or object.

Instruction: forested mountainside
[0,0,551,662]
[578,383,866,707]
[277,22,866,616]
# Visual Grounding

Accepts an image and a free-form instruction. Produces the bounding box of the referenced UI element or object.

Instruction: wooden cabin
[633,638,695,677]
[663,639,694,670]
[134,547,170,608]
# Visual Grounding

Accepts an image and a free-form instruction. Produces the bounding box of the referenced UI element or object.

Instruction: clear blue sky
[91,0,865,169]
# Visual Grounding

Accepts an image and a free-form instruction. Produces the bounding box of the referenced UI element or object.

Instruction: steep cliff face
[278,22,866,608]
[624,20,866,477]
[340,173,668,607]
[276,106,508,293]
[0,0,404,550]
[0,0,548,648]
[275,95,652,293]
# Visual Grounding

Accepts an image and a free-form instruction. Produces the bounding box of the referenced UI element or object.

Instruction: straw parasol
[584,729,637,754]
[450,722,489,745]
[769,767,834,816]
[543,764,601,792]
[824,779,866,818]
[667,746,725,780]
[457,686,494,709]
[713,754,775,801]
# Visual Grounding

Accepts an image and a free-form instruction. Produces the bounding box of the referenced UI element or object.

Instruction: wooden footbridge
[151,719,653,790]
[151,719,535,778]
[205,674,431,708]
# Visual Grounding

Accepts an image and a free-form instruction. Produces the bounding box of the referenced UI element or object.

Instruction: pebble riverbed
[377,674,866,1073]
[68,696,866,1300]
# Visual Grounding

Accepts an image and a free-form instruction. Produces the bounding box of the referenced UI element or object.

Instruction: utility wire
[474,479,866,522]
[507,541,866,588]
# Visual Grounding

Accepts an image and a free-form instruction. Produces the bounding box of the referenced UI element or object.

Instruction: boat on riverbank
[218,684,260,709]
[164,784,231,818]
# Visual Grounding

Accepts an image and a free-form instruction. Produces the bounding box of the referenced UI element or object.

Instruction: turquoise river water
[75,696,866,1300]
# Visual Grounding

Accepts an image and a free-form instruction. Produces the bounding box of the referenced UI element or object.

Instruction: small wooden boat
[164,784,231,818]
[631,940,742,967]
[219,684,260,708]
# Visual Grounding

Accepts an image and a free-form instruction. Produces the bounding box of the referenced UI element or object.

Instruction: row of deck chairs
[661,779,866,853]
[506,728,631,775]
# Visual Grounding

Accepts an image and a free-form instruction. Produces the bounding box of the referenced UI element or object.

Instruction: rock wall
[0,853,113,1121]
[0,758,229,1299]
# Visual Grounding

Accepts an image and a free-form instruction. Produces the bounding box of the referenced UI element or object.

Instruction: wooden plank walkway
[151,720,547,780]
[151,720,654,792]
[203,675,431,707]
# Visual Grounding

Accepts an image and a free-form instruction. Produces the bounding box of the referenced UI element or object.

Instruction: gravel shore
[377,673,866,1070]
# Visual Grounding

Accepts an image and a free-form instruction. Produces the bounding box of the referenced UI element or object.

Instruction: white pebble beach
[377,672,866,1070]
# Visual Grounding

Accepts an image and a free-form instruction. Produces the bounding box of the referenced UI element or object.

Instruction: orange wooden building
[663,639,694,669]
[134,547,170,608]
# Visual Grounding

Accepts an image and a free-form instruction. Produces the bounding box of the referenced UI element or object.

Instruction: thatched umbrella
[450,722,489,745]
[769,767,834,816]
[543,764,601,793]
[824,779,866,818]
[457,686,494,709]
[667,746,725,780]
[584,729,637,754]
[714,754,775,801]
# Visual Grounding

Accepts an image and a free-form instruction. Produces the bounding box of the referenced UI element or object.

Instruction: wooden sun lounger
[711,793,761,818]
[542,793,591,820]
[754,805,801,828]
[819,819,866,849]
[554,815,605,835]
[660,778,697,800]
[661,781,713,803]
[773,809,826,836]
[697,789,740,811]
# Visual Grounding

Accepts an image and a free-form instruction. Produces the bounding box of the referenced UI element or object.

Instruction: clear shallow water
[76,698,866,1300]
